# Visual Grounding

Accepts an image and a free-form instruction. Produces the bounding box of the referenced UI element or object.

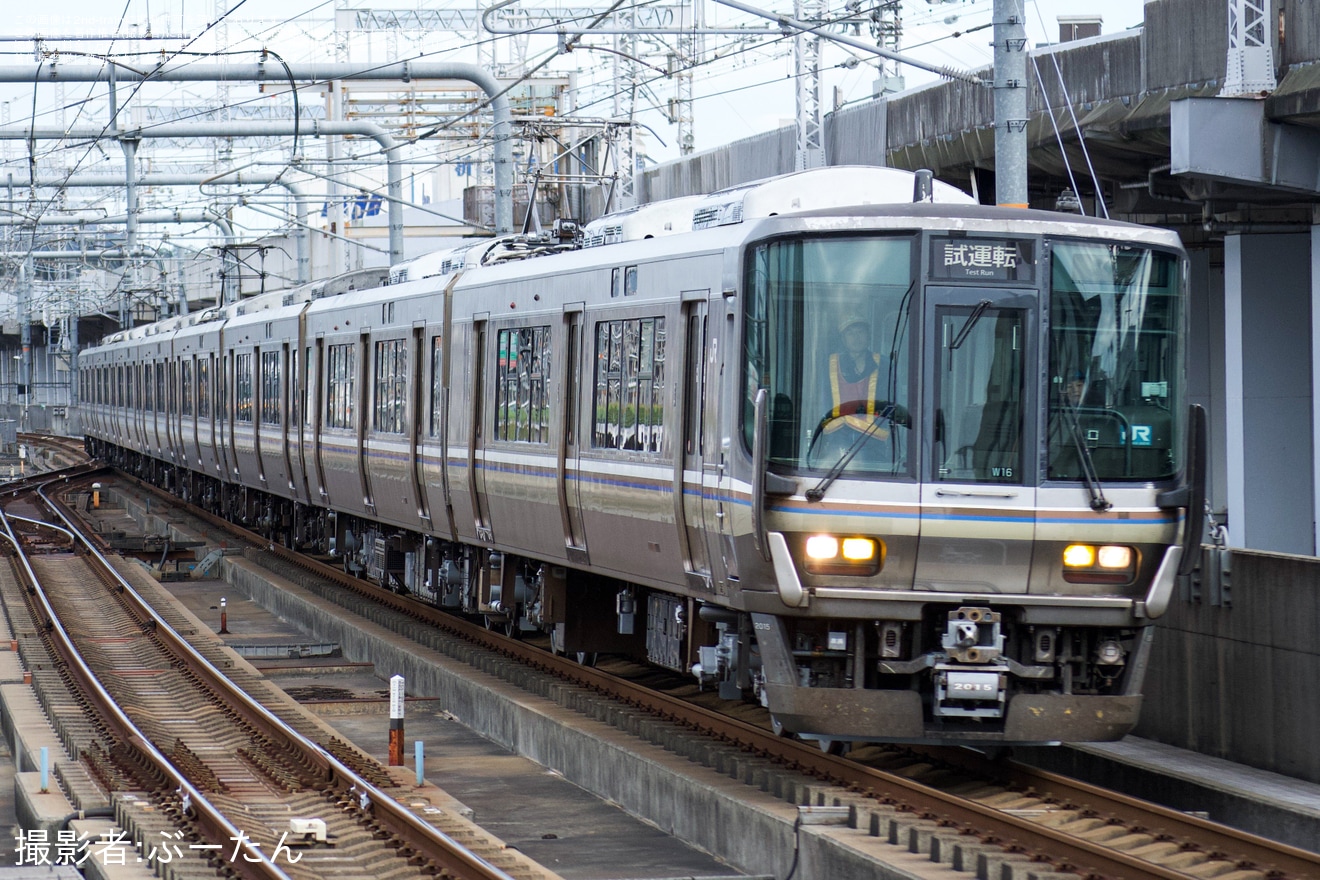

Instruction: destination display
[931,237,1035,282]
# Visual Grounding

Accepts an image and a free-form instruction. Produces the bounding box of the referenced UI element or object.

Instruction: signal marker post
[389,675,405,766]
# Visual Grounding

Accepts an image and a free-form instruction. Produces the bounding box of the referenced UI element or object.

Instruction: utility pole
[794,0,824,170]
[18,256,30,429]
[871,0,904,95]
[673,0,700,156]
[614,4,641,207]
[993,0,1028,207]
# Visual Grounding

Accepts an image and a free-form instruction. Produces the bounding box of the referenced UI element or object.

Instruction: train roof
[691,165,975,231]
[579,196,705,246]
[784,200,1185,248]
[84,170,1185,354]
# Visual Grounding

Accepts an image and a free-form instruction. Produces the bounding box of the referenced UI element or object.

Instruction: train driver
[816,314,909,467]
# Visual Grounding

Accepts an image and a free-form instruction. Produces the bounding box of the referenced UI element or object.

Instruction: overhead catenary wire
[1029,55,1086,215]
[9,0,259,307]
[0,0,1045,307]
[1029,2,1109,218]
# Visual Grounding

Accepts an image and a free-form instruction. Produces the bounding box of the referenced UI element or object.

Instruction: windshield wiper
[1060,394,1112,512]
[806,405,901,502]
[950,299,991,350]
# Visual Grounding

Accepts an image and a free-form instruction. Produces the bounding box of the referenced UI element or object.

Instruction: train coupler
[934,607,1009,719]
[932,663,1007,718]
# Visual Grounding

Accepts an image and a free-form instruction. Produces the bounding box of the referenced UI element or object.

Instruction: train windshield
[744,235,916,476]
[1047,242,1182,482]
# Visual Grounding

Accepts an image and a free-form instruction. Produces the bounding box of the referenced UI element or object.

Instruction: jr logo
[1131,425,1153,447]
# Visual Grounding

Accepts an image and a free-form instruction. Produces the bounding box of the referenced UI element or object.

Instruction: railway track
[85,470,1320,880]
[5,471,553,880]
[18,433,89,470]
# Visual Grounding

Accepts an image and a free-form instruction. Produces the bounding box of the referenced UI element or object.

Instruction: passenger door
[311,338,331,505]
[705,298,735,590]
[357,332,375,514]
[676,293,712,588]
[468,314,493,541]
[558,304,589,564]
[410,325,431,526]
[916,287,1037,593]
[280,343,295,492]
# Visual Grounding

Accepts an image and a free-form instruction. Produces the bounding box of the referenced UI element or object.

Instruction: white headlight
[805,535,839,560]
[1097,546,1133,569]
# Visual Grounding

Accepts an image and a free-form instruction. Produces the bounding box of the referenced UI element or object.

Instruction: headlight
[841,538,876,561]
[805,535,839,560]
[1062,544,1137,584]
[801,535,882,575]
[1062,544,1095,567]
[1097,545,1133,569]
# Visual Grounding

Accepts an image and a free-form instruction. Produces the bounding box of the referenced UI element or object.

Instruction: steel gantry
[0,60,518,236]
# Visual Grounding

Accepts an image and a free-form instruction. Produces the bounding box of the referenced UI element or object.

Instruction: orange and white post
[388,675,405,766]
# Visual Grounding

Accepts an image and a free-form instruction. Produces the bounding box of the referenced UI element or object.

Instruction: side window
[592,316,666,452]
[235,353,253,423]
[260,350,281,425]
[326,343,357,429]
[429,334,444,437]
[494,326,552,443]
[373,338,407,434]
[156,363,165,413]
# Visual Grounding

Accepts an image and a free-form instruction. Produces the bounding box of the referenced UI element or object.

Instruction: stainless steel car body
[80,168,1192,744]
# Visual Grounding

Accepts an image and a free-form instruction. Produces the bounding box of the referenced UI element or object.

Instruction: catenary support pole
[993,0,1029,207]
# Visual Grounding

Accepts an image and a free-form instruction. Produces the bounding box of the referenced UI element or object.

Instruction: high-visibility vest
[827,353,888,437]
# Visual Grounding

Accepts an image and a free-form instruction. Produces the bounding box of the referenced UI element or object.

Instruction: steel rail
[245,537,1279,880]
[0,505,290,880]
[39,476,521,880]
[916,746,1320,880]
[120,471,1319,880]
[0,462,106,500]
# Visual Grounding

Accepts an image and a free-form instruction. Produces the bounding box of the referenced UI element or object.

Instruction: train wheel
[483,614,520,639]
[770,715,789,737]
[575,651,597,667]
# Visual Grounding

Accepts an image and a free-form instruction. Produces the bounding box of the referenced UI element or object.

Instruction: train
[79,165,1204,746]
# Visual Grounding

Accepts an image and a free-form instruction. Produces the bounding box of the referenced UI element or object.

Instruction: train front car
[736,202,1190,745]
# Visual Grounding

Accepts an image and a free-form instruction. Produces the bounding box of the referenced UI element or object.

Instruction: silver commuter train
[80,166,1204,745]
